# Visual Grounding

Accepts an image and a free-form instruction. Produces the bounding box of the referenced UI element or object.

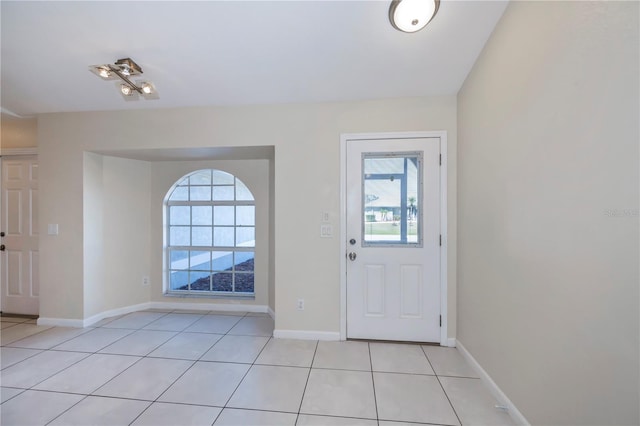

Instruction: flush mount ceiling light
[389,0,440,33]
[89,58,159,101]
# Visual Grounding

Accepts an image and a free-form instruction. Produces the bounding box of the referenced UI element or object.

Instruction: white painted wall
[149,159,270,307]
[82,154,152,318]
[457,1,639,425]
[37,96,458,338]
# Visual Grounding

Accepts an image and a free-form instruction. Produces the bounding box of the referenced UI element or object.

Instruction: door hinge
[439,315,442,327]
[439,154,442,166]
[439,235,442,246]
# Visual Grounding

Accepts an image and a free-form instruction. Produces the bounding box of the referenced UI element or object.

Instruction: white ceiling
[0,0,508,117]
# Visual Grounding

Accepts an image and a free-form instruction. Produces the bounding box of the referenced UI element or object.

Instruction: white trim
[457,340,530,426]
[0,147,37,156]
[339,131,449,345]
[149,301,268,314]
[267,306,275,320]
[37,301,269,328]
[274,329,340,341]
[446,337,456,348]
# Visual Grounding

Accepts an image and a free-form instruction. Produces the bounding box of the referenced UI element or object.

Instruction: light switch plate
[47,224,59,235]
[320,224,332,238]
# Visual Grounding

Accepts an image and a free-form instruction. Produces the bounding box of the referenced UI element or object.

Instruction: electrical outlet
[296,298,305,310]
[142,276,150,286]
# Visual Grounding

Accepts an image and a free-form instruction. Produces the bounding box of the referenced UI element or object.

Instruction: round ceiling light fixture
[389,0,440,33]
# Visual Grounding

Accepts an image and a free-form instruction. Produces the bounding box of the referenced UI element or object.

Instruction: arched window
[165,169,255,296]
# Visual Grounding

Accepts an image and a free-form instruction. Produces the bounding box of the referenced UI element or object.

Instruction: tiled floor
[0,311,514,426]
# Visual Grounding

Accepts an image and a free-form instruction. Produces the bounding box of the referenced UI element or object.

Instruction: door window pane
[362,153,422,246]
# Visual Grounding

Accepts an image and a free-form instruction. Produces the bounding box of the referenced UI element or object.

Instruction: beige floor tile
[1,347,42,369]
[185,315,243,334]
[374,372,459,425]
[94,357,193,400]
[300,369,377,419]
[227,365,309,413]
[132,402,222,426]
[297,414,378,426]
[214,408,297,425]
[143,313,205,331]
[49,395,150,426]
[1,323,53,345]
[1,350,88,388]
[159,361,249,406]
[99,330,177,356]
[255,338,317,367]
[227,316,274,336]
[0,390,84,426]
[102,311,168,329]
[148,332,222,360]
[34,353,141,394]
[200,334,269,363]
[439,376,515,425]
[0,387,24,403]
[422,346,479,378]
[7,326,91,350]
[52,328,134,352]
[313,341,371,371]
[370,342,434,375]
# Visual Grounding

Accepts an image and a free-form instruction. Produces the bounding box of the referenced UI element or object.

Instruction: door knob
[348,252,357,261]
[0,245,5,251]
[0,232,4,237]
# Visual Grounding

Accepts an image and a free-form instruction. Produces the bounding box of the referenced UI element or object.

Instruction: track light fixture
[389,0,440,33]
[89,58,159,101]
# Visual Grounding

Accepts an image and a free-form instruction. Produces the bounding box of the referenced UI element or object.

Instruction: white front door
[1,156,39,315]
[346,137,440,342]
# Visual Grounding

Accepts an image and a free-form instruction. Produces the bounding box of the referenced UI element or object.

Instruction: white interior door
[346,138,440,342]
[1,156,39,315]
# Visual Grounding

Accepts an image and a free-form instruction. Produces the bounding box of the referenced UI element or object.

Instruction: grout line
[212,327,273,424]
[367,342,380,424]
[421,345,463,426]
[294,340,319,425]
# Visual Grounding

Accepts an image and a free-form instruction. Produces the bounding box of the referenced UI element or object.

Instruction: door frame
[0,147,38,313]
[340,131,448,345]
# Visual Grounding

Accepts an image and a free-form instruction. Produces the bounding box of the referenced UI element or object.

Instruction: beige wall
[1,116,37,150]
[37,96,458,338]
[149,159,270,307]
[457,2,639,425]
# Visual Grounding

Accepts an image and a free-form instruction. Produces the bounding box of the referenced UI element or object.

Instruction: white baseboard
[273,329,340,341]
[38,301,268,328]
[456,340,530,426]
[83,302,152,327]
[148,301,268,314]
[446,337,456,347]
[267,306,275,320]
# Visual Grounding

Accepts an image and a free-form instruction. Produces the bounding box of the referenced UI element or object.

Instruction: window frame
[165,170,256,297]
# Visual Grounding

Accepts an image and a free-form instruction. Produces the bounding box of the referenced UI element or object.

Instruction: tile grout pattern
[1,310,514,426]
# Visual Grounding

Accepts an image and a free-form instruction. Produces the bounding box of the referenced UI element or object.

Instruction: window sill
[163,291,255,301]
